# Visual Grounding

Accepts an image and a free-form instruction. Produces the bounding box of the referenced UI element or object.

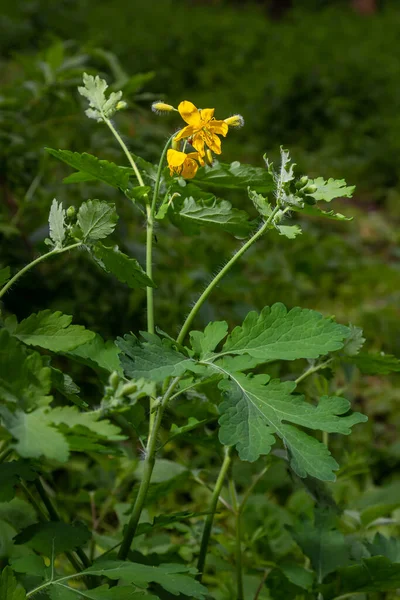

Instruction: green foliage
[0,567,26,600]
[0,462,37,502]
[14,521,91,556]
[77,200,118,242]
[78,73,124,122]
[91,244,154,289]
[49,200,66,250]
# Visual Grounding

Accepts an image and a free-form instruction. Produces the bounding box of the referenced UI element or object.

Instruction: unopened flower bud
[224,114,245,128]
[303,195,317,205]
[205,149,213,166]
[120,382,138,396]
[116,101,127,111]
[304,184,317,194]
[66,206,76,218]
[109,371,120,391]
[151,101,176,114]
[295,176,309,190]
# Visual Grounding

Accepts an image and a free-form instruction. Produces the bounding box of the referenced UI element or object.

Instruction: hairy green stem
[0,242,82,301]
[35,478,91,569]
[239,465,269,515]
[118,377,181,560]
[229,472,244,600]
[196,446,233,581]
[177,206,281,345]
[105,118,145,187]
[295,358,333,385]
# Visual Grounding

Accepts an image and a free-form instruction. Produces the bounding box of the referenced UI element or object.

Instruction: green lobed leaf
[217,372,366,479]
[14,521,91,556]
[220,303,350,363]
[0,498,36,530]
[308,177,355,202]
[301,204,352,221]
[47,406,125,441]
[91,243,154,289]
[0,330,52,409]
[77,200,118,241]
[50,585,159,600]
[66,334,122,374]
[8,310,95,352]
[348,352,400,374]
[48,199,66,249]
[0,566,26,600]
[190,321,229,360]
[368,533,400,563]
[192,160,274,193]
[78,72,123,122]
[117,333,199,382]
[46,149,130,191]
[0,266,11,287]
[276,224,302,239]
[0,461,38,502]
[342,324,366,356]
[83,560,208,599]
[172,196,253,238]
[10,554,48,578]
[291,510,353,581]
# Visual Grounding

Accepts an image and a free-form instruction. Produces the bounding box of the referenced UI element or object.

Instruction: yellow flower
[174,101,228,157]
[167,149,204,179]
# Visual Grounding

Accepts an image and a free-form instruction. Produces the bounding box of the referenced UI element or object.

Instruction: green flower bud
[109,371,120,391]
[66,206,76,218]
[295,176,309,190]
[303,195,317,205]
[304,184,318,194]
[120,382,137,396]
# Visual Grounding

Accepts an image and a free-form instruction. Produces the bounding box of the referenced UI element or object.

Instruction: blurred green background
[1,0,400,490]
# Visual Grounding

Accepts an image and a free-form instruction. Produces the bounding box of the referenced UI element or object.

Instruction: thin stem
[229,472,244,600]
[239,465,269,515]
[177,206,281,345]
[0,446,12,463]
[118,377,181,560]
[105,118,145,187]
[0,242,82,301]
[254,570,269,600]
[295,359,333,385]
[35,478,91,569]
[196,446,233,581]
[26,573,84,599]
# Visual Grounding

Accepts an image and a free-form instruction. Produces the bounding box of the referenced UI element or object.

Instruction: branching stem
[229,471,244,600]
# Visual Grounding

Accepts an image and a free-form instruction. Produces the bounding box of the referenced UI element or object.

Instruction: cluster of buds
[295,176,318,205]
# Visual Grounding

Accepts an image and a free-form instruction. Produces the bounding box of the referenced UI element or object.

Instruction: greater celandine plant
[0,73,370,599]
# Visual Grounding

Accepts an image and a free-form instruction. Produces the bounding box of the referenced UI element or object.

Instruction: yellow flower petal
[203,130,222,154]
[174,124,197,142]
[167,149,187,167]
[181,157,199,179]
[210,120,229,137]
[178,101,202,126]
[192,134,205,157]
[199,108,215,122]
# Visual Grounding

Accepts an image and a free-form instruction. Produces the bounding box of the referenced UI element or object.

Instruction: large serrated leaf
[91,244,154,289]
[77,200,118,241]
[66,334,122,374]
[49,585,158,599]
[8,310,95,352]
[348,352,400,374]
[220,303,349,363]
[192,160,274,193]
[173,196,252,238]
[217,371,366,479]
[14,521,91,556]
[47,406,124,441]
[0,461,38,502]
[309,177,355,202]
[0,566,26,600]
[83,560,208,599]
[46,149,130,191]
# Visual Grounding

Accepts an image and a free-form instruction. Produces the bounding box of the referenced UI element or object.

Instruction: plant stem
[177,206,281,345]
[229,472,244,600]
[295,358,333,385]
[0,242,82,301]
[105,118,145,187]
[0,446,12,463]
[118,376,181,560]
[239,465,269,515]
[196,446,233,581]
[254,570,269,600]
[35,478,91,569]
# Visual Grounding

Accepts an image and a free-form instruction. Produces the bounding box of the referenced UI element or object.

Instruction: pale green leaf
[276,224,302,239]
[67,334,122,374]
[217,372,366,479]
[46,149,130,191]
[83,560,208,599]
[0,566,26,600]
[48,199,66,249]
[173,196,252,238]
[190,321,228,359]
[117,333,198,382]
[14,521,91,556]
[9,310,95,352]
[342,324,366,356]
[78,73,123,122]
[47,406,124,441]
[308,177,355,202]
[0,330,52,409]
[91,244,154,289]
[220,303,349,363]
[0,407,69,462]
[0,267,11,287]
[77,200,118,241]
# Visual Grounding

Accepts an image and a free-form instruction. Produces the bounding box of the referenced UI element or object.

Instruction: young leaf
[0,461,38,502]
[0,407,69,462]
[78,73,123,122]
[342,324,366,356]
[0,330,52,409]
[77,200,118,241]
[217,372,366,479]
[48,199,66,249]
[8,310,95,352]
[248,188,273,218]
[91,243,154,289]
[276,224,302,239]
[173,196,252,238]
[308,177,355,202]
[83,560,208,599]
[47,406,125,441]
[46,149,130,191]
[220,303,349,364]
[117,333,199,382]
[301,204,353,221]
[0,566,26,600]
[192,160,274,193]
[190,321,229,359]
[348,352,400,374]
[0,266,11,287]
[14,521,91,556]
